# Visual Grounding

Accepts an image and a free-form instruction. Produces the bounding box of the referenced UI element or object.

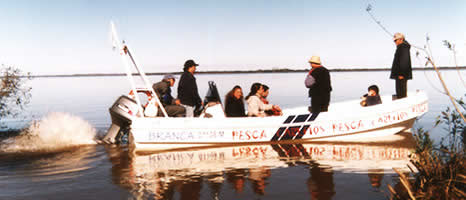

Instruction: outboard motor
[103,95,141,144]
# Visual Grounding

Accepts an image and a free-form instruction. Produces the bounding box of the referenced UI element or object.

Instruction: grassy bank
[389,96,465,199]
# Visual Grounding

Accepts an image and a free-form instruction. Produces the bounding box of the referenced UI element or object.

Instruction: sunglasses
[393,38,400,42]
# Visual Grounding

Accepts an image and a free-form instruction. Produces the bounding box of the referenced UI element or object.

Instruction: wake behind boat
[103,22,428,151]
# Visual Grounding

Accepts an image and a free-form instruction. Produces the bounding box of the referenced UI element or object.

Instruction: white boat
[103,22,428,151]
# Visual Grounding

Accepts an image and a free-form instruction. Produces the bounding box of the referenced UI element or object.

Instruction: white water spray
[1,112,98,152]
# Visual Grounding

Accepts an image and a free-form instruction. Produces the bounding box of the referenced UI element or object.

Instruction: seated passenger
[224,85,246,117]
[360,85,382,107]
[246,83,280,117]
[152,74,186,117]
[260,84,282,116]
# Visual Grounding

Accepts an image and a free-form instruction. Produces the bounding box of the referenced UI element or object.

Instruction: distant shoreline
[23,66,466,78]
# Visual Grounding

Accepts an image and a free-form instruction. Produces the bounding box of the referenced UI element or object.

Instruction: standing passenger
[305,56,332,117]
[178,59,202,117]
[391,32,412,99]
[224,85,246,117]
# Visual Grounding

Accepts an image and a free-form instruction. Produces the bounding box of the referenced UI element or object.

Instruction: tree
[0,65,32,128]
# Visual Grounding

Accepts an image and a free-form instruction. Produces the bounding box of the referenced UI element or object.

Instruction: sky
[0,0,465,75]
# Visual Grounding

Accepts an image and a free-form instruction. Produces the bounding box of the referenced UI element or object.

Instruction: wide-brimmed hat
[308,56,321,65]
[184,59,199,68]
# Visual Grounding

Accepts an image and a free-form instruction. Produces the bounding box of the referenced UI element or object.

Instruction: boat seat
[201,102,225,118]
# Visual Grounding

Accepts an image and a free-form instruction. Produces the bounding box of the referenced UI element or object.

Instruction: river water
[0,70,464,199]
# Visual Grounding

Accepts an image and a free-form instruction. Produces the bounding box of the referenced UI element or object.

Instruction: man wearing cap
[391,32,412,99]
[178,59,202,117]
[304,56,332,118]
[152,74,186,117]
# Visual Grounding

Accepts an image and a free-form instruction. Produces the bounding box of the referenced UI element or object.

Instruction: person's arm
[178,74,196,104]
[312,68,324,86]
[305,74,316,88]
[360,98,367,106]
[376,95,382,104]
[247,97,260,116]
[177,75,185,100]
[240,102,246,117]
[192,79,202,106]
[261,101,274,111]
[224,98,232,117]
[152,82,166,103]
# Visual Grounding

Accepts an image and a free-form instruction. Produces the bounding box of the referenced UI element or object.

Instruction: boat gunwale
[133,118,415,146]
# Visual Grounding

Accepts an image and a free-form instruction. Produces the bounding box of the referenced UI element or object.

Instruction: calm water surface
[0,70,465,199]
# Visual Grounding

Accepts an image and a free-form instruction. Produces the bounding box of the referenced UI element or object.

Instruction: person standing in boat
[224,85,246,117]
[152,74,186,117]
[246,83,280,117]
[178,59,203,117]
[391,32,412,99]
[305,56,332,117]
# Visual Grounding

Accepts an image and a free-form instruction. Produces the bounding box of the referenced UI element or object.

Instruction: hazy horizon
[1,1,465,76]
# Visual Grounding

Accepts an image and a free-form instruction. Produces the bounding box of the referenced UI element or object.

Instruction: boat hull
[127,91,428,151]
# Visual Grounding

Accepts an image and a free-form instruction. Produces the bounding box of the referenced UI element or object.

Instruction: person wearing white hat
[152,74,186,117]
[304,56,332,118]
[391,32,412,99]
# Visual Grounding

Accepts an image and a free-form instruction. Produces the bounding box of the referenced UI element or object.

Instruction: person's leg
[309,112,320,121]
[181,104,194,117]
[401,79,407,98]
[165,105,186,117]
[321,93,330,112]
[320,104,329,112]
[395,79,402,99]
[309,98,322,121]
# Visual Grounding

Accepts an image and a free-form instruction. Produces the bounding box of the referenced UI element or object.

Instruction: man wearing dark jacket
[305,56,332,117]
[391,32,412,99]
[177,59,202,117]
[152,74,185,117]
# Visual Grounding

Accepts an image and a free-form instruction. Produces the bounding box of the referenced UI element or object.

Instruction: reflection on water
[0,145,109,199]
[108,132,415,199]
[368,169,384,189]
[308,165,335,200]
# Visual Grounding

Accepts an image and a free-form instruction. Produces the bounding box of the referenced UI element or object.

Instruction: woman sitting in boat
[246,83,280,117]
[260,84,282,116]
[360,85,382,107]
[224,85,246,117]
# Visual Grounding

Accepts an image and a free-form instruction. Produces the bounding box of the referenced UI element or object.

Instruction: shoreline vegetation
[17,66,466,78]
